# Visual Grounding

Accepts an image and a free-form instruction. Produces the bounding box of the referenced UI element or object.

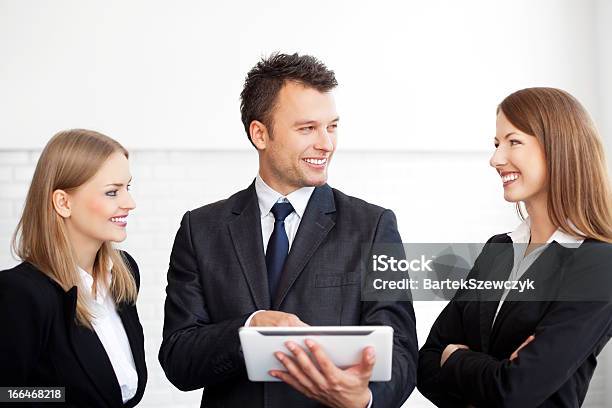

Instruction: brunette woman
[418,88,612,407]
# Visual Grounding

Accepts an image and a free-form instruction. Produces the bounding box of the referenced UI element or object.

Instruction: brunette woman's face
[490,112,548,206]
[61,152,135,247]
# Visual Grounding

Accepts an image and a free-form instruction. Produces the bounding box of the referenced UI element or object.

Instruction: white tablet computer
[239,326,393,382]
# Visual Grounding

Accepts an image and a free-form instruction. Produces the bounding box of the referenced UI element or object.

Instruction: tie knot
[270,202,294,222]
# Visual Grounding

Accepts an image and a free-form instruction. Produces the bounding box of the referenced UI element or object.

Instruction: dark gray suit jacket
[159,182,418,407]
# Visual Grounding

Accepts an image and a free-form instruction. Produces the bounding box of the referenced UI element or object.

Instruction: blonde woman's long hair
[12,129,138,328]
[498,87,612,242]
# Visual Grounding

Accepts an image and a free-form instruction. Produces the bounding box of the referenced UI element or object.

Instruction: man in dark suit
[159,52,418,408]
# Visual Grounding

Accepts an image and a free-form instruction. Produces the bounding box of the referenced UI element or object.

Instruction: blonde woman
[0,130,146,407]
[418,88,612,407]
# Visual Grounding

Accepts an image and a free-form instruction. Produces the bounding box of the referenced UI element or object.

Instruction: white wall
[595,0,612,173]
[0,0,602,152]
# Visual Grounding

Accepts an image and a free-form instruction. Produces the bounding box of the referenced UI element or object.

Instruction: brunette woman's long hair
[499,87,612,242]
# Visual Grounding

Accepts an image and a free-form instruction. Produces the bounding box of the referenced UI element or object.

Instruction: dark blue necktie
[266,201,295,299]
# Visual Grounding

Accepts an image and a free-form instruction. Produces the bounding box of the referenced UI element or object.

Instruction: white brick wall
[0,149,608,407]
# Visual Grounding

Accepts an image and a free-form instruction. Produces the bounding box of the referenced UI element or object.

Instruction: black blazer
[159,182,418,408]
[0,251,147,408]
[417,234,612,407]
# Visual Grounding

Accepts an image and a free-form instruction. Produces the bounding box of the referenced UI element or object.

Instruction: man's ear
[249,120,269,150]
[52,189,71,218]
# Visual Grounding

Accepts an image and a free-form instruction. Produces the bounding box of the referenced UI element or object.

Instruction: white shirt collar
[507,217,585,247]
[78,260,113,303]
[254,174,315,219]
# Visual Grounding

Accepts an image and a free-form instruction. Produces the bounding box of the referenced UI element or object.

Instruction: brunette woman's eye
[510,139,522,146]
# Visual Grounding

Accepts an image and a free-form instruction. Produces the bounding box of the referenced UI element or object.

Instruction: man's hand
[510,334,535,361]
[250,311,309,327]
[440,344,469,367]
[270,339,374,408]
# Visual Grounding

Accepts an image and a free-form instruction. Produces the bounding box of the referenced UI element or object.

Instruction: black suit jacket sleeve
[0,270,51,385]
[417,300,469,407]
[159,211,250,391]
[416,238,497,408]
[361,209,418,407]
[437,243,612,408]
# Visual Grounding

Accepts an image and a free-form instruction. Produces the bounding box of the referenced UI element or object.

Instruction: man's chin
[303,176,328,187]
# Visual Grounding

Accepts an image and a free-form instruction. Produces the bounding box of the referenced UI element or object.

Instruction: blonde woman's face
[489,112,548,205]
[64,152,135,247]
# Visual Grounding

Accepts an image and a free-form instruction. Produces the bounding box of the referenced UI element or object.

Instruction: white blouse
[78,266,138,403]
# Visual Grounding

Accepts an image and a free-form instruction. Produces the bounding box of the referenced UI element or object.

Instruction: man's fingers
[283,314,308,327]
[360,347,375,374]
[251,311,309,327]
[346,346,376,379]
[285,341,327,386]
[293,319,309,327]
[304,339,340,379]
[274,351,316,390]
[270,369,313,399]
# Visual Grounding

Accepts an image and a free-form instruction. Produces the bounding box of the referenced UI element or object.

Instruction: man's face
[257,81,338,195]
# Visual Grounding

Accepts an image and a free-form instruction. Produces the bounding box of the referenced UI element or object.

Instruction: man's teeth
[304,158,327,165]
[111,217,127,223]
[502,173,520,183]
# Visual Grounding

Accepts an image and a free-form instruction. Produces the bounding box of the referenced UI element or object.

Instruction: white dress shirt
[246,175,373,408]
[255,174,315,252]
[78,266,138,403]
[244,174,314,326]
[492,217,585,324]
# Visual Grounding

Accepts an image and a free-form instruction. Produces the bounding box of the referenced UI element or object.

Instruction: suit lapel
[63,287,122,408]
[273,184,336,309]
[478,240,513,353]
[228,182,271,310]
[490,242,573,342]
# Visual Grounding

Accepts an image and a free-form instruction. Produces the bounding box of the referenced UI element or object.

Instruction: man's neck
[258,173,300,197]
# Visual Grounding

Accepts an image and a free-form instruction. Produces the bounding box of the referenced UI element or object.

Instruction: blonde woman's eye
[106,190,118,197]
[127,184,131,191]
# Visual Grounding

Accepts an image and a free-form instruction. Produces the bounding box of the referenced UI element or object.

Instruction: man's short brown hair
[240,52,338,147]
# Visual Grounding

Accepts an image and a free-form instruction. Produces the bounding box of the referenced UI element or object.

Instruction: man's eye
[106,190,118,197]
[328,123,338,130]
[300,126,314,132]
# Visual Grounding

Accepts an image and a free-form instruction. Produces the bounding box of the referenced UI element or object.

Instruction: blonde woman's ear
[52,189,71,218]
